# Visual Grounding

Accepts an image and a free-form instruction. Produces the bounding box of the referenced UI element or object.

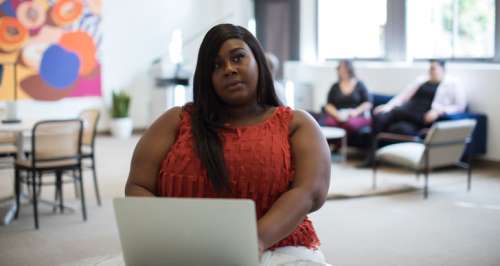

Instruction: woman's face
[337,63,350,81]
[211,38,259,106]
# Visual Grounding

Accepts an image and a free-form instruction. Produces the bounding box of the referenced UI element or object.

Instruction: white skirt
[260,246,331,266]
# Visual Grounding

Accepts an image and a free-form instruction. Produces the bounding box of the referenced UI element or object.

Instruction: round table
[320,126,347,162]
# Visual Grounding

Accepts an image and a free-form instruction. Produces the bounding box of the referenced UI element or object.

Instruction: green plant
[111,91,131,118]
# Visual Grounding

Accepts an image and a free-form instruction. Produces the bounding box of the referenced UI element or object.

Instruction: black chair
[14,119,86,229]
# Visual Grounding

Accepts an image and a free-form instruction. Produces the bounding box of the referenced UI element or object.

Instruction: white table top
[320,126,346,139]
[0,120,36,132]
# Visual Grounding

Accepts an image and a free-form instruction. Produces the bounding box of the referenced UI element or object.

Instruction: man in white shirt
[358,60,467,167]
[372,59,467,136]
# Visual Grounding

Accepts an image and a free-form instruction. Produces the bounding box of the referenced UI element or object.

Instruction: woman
[323,60,372,133]
[125,24,331,265]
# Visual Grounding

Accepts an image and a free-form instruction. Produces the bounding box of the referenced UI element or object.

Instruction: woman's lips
[226,81,244,90]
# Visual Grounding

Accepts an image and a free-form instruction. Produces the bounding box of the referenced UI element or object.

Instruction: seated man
[358,60,467,167]
[372,59,466,136]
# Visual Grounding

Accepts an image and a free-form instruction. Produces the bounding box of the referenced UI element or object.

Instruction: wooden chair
[14,119,86,229]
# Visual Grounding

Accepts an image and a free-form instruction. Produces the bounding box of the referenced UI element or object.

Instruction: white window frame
[315,0,500,62]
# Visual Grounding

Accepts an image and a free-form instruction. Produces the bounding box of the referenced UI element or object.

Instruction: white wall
[7,0,253,131]
[102,0,254,129]
[284,61,500,161]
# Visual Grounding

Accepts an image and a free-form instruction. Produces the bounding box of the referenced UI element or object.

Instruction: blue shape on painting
[0,1,16,17]
[40,44,80,89]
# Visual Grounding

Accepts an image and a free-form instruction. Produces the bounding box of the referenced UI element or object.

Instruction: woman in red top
[125,24,331,264]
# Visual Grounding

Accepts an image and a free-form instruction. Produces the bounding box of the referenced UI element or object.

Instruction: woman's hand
[324,104,340,121]
[348,108,360,118]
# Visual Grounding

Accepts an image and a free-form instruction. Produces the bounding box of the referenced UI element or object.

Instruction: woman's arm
[324,103,340,119]
[125,107,183,196]
[325,83,341,119]
[351,81,373,117]
[257,110,331,250]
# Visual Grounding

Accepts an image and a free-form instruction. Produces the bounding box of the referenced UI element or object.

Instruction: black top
[402,81,439,115]
[327,80,371,109]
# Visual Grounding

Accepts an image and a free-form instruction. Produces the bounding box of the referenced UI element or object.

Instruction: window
[317,0,387,60]
[407,0,495,59]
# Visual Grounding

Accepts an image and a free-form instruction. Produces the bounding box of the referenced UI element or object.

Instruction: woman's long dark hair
[191,23,281,193]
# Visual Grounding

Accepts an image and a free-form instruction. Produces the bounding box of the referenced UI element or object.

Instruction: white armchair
[373,119,477,198]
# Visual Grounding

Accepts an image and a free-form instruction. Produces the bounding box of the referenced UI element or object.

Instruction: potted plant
[110,91,132,139]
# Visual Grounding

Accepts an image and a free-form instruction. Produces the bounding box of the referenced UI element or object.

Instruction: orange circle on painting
[50,0,83,27]
[16,1,47,29]
[0,17,29,52]
[59,31,97,76]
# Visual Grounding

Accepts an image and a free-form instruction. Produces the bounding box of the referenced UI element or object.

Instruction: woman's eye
[232,53,245,62]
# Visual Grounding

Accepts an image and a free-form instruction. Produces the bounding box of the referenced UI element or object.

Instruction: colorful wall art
[0,0,102,101]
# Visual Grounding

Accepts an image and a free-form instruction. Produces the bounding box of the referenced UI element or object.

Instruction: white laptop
[113,197,259,266]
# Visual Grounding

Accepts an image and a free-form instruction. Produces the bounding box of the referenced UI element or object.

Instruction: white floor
[1,135,500,266]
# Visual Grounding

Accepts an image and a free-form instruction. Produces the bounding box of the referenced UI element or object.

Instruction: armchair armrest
[375,132,423,143]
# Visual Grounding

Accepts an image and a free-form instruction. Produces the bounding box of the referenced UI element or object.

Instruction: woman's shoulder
[288,109,318,135]
[329,82,340,90]
[355,79,368,89]
[146,105,185,136]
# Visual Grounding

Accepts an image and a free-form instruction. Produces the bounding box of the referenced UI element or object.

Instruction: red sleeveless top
[157,105,320,250]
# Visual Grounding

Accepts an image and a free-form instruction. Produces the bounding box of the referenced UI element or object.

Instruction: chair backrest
[0,132,16,145]
[423,119,476,168]
[79,109,100,147]
[31,119,83,164]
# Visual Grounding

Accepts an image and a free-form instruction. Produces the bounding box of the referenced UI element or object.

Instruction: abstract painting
[0,0,102,101]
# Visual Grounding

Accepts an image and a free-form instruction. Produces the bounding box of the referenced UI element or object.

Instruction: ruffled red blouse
[157,105,320,250]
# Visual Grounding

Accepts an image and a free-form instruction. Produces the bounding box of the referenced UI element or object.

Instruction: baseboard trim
[97,127,147,136]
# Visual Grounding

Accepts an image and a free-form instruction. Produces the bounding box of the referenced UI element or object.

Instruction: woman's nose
[223,62,237,76]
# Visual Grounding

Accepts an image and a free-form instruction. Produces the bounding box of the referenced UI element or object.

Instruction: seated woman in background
[125,24,331,265]
[323,60,372,134]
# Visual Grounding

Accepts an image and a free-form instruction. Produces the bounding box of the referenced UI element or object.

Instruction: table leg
[341,135,347,162]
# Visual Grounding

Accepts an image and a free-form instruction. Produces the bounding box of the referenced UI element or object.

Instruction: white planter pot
[110,117,133,139]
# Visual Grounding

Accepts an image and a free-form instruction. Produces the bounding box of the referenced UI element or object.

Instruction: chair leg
[53,177,59,213]
[55,171,64,213]
[424,169,429,199]
[14,168,20,219]
[424,150,429,199]
[73,169,80,198]
[91,155,102,206]
[78,166,87,221]
[31,171,39,229]
[36,172,42,199]
[467,152,472,191]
